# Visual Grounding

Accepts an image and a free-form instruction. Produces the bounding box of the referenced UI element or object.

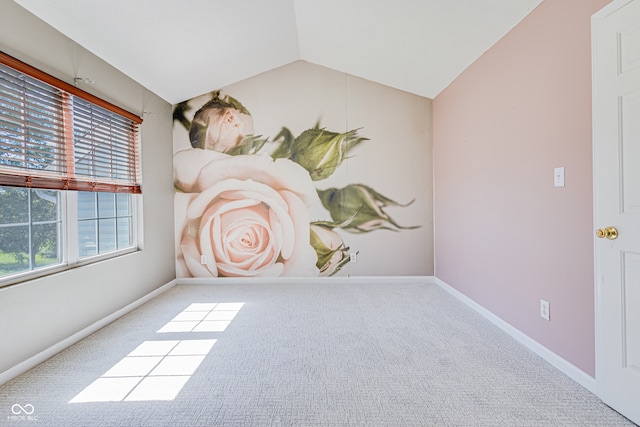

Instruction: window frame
[0,190,141,288]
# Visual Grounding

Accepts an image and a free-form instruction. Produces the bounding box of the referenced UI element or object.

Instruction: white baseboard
[0,279,177,386]
[434,277,597,394]
[176,275,435,286]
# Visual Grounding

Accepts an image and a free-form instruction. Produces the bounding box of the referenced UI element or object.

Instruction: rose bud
[189,92,255,153]
[318,184,420,233]
[310,223,350,276]
[290,127,367,181]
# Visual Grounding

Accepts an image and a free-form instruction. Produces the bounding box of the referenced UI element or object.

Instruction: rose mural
[173,91,418,278]
[174,150,319,277]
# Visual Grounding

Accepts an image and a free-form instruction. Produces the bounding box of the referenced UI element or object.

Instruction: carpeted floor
[0,281,635,426]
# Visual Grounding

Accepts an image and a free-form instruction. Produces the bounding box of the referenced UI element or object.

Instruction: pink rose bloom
[189,98,254,153]
[174,149,320,277]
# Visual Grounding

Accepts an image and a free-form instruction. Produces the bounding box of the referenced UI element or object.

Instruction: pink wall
[433,0,611,377]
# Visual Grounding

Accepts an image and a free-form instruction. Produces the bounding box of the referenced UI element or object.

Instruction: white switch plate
[554,167,565,187]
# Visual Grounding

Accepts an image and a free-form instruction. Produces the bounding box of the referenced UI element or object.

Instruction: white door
[593,0,640,424]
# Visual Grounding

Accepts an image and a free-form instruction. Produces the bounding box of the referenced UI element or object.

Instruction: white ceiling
[14,0,543,105]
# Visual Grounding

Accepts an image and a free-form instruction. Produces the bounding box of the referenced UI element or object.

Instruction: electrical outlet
[200,255,207,264]
[350,252,357,263]
[540,299,550,321]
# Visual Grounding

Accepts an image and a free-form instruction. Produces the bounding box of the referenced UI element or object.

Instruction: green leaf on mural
[270,127,295,159]
[172,90,252,135]
[173,100,192,131]
[225,134,269,156]
[289,127,368,181]
[205,90,251,116]
[309,208,362,230]
[318,184,420,233]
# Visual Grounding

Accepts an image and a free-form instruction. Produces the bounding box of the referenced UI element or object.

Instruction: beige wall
[0,2,175,377]
[173,61,434,277]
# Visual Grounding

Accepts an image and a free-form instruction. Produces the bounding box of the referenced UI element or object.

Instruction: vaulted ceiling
[14,0,543,105]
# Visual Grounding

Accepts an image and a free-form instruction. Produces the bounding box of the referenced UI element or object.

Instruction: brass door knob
[596,226,618,240]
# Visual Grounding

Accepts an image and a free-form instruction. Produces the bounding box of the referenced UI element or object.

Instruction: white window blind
[0,51,142,194]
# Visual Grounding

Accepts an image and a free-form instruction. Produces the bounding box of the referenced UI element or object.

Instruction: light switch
[554,167,565,187]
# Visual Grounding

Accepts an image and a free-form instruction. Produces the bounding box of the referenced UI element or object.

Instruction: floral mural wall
[173,61,433,278]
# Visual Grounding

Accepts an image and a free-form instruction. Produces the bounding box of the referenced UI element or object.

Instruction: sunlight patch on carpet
[69,339,215,403]
[70,301,245,403]
[157,302,244,333]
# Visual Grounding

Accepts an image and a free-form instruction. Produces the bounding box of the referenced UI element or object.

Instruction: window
[0,52,142,286]
[78,192,134,257]
[0,187,62,276]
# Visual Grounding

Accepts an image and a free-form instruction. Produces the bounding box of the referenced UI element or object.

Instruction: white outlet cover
[540,299,550,321]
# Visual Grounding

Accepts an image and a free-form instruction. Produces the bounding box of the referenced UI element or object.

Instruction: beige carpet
[0,281,635,426]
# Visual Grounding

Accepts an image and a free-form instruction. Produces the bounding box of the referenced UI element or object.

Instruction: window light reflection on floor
[69,339,215,403]
[157,302,244,333]
[69,301,245,403]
